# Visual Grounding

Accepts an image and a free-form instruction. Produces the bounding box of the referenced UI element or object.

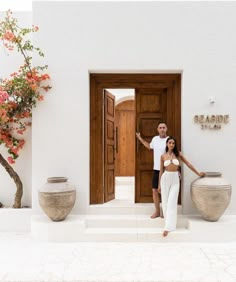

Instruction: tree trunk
[0,153,23,208]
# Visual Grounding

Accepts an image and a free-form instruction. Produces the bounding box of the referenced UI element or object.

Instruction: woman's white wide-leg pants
[161,171,180,231]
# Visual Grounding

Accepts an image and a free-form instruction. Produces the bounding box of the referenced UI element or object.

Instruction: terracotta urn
[191,172,231,221]
[39,177,76,221]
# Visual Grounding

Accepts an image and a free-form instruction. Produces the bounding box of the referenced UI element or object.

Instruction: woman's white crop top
[164,159,180,167]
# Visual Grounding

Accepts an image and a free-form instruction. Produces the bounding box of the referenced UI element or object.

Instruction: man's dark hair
[157,121,167,127]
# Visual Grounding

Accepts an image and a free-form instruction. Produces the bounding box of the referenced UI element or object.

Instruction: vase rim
[205,172,222,177]
[47,177,68,183]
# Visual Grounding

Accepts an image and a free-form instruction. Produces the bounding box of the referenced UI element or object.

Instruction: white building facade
[1,2,236,234]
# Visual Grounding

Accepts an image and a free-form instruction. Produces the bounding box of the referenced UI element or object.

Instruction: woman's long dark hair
[165,136,179,157]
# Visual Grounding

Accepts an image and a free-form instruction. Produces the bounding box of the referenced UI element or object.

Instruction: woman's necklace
[168,152,174,163]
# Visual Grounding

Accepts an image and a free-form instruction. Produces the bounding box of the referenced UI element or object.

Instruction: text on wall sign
[194,115,229,130]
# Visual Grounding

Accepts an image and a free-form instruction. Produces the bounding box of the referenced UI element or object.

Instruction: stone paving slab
[0,232,236,282]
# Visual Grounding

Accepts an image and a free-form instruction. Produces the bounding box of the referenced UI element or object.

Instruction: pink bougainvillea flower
[0,10,51,166]
[7,157,15,164]
[3,31,15,41]
[0,90,9,103]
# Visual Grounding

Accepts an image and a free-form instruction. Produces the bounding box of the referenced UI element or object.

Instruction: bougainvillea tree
[0,10,51,208]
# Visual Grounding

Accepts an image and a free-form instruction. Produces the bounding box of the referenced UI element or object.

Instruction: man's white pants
[161,171,180,231]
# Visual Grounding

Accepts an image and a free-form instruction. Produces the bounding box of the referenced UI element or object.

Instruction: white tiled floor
[0,232,236,282]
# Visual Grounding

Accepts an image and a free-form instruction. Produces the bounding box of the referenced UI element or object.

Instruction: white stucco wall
[0,12,32,207]
[30,2,236,215]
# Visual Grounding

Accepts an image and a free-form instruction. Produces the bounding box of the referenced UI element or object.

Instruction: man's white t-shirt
[150,136,168,170]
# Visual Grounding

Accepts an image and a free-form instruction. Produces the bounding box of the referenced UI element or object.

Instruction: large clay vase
[191,172,231,221]
[39,177,76,221]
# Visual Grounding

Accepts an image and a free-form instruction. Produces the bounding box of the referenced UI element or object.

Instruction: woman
[158,137,205,237]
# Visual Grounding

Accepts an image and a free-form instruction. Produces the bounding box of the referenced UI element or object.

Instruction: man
[136,122,168,218]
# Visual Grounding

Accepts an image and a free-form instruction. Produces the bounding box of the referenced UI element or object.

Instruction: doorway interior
[90,73,181,205]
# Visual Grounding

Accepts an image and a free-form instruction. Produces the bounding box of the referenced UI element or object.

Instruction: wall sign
[194,115,229,130]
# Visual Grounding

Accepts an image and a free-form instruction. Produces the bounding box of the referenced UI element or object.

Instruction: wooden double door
[90,74,181,204]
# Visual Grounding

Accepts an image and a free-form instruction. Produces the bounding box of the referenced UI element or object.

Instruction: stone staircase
[82,204,188,242]
[84,215,188,242]
[31,204,190,242]
[31,203,236,243]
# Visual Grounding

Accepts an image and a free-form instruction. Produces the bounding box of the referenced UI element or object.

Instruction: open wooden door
[90,73,181,205]
[104,90,115,202]
[135,88,167,203]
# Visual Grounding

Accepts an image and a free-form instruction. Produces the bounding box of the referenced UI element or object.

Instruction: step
[84,214,188,229]
[115,176,134,185]
[84,227,190,242]
[87,204,183,215]
[31,215,236,242]
[31,214,188,242]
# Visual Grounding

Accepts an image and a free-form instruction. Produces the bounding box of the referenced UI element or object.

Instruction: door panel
[104,90,115,202]
[115,100,135,176]
[135,88,167,203]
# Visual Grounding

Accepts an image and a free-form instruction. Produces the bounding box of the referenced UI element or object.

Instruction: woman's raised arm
[179,152,205,177]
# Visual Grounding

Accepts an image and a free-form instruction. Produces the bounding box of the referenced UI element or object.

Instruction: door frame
[90,73,181,204]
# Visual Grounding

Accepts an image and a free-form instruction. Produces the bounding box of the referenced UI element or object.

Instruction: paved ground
[0,232,236,282]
